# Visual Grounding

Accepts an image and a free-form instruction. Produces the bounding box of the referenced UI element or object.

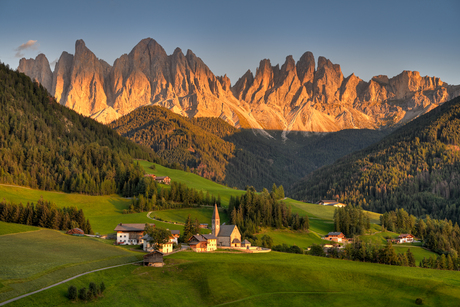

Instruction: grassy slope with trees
[291,96,460,223]
[110,105,390,191]
[0,63,158,196]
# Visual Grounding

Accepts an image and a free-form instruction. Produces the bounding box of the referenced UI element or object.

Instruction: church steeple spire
[212,203,220,236]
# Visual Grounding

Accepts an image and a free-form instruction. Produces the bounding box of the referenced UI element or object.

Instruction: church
[212,204,242,247]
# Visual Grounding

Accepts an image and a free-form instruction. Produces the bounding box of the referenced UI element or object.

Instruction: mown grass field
[0,228,142,303]
[6,251,460,307]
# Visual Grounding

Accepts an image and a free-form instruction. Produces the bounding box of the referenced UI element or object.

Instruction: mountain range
[18,38,460,133]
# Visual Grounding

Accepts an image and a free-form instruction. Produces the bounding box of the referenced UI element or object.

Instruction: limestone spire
[212,203,220,237]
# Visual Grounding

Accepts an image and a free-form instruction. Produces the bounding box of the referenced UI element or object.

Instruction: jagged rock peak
[296,51,315,84]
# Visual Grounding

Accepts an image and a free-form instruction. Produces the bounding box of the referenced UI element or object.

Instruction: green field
[360,231,400,244]
[285,198,381,224]
[151,207,229,225]
[0,185,185,235]
[0,221,39,236]
[6,251,460,307]
[0,228,142,303]
[139,160,246,206]
[258,229,327,249]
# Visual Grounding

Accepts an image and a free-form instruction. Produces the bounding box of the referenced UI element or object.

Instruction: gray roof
[189,235,206,242]
[114,223,154,232]
[326,232,344,236]
[170,230,180,235]
[202,234,217,240]
[218,225,237,237]
[242,239,251,244]
[232,238,241,243]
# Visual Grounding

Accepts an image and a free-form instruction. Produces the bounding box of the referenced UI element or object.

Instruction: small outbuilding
[242,239,251,248]
[143,251,164,267]
[66,228,85,235]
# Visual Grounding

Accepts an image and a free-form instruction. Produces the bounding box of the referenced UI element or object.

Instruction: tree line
[0,198,93,233]
[333,205,371,237]
[380,209,460,255]
[227,186,309,238]
[126,179,222,214]
[291,96,460,224]
[0,62,159,197]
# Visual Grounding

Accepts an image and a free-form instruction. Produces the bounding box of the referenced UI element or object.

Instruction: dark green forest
[0,198,93,234]
[0,63,158,196]
[291,96,460,223]
[110,105,389,191]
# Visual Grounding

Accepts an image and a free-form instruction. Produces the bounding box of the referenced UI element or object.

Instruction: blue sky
[0,0,459,85]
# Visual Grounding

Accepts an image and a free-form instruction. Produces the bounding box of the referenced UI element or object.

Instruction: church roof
[218,225,237,237]
[212,204,220,220]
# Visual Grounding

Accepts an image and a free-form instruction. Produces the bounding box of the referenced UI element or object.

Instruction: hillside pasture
[0,229,141,303]
[0,221,39,236]
[151,207,229,225]
[138,160,246,206]
[6,251,460,307]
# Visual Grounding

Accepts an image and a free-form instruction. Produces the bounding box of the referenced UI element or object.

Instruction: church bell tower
[212,204,220,236]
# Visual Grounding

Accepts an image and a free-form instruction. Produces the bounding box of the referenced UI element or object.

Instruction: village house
[188,234,218,252]
[318,200,347,207]
[142,229,180,253]
[143,251,164,267]
[170,230,180,244]
[324,232,346,243]
[396,234,414,243]
[212,204,242,247]
[155,176,171,185]
[114,223,154,245]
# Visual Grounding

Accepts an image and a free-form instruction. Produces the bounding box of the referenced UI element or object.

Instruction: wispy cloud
[15,40,39,58]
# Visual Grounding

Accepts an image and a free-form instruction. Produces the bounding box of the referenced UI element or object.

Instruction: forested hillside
[110,106,389,190]
[0,63,158,195]
[291,96,460,223]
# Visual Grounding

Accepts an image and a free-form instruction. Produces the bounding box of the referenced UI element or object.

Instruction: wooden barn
[143,251,164,267]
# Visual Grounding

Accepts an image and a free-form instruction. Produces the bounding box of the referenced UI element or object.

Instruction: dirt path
[146,211,184,226]
[0,261,141,306]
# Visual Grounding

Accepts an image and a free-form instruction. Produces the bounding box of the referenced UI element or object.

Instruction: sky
[0,0,459,85]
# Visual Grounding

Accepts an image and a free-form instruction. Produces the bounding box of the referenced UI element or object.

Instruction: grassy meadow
[151,207,230,225]
[5,251,460,307]
[0,221,39,236]
[139,160,246,206]
[0,228,142,303]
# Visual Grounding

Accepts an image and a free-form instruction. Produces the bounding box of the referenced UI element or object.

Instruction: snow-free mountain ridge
[18,38,460,134]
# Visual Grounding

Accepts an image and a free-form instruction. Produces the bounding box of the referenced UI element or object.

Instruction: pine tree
[406,249,416,267]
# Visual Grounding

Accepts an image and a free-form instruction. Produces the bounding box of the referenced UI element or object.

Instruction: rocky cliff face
[18,38,459,134]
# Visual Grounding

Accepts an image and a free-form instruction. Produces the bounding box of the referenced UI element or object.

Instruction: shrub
[78,287,87,301]
[100,281,106,294]
[89,282,98,297]
[415,298,423,305]
[67,285,77,300]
